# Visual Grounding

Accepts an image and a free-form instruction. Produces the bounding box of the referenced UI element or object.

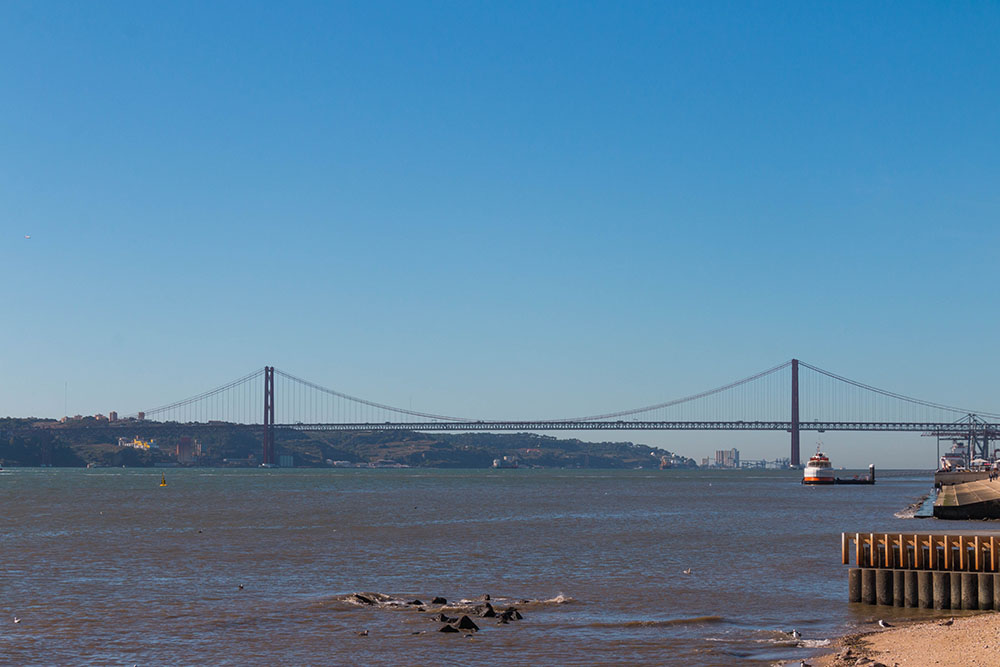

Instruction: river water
[0,467,980,665]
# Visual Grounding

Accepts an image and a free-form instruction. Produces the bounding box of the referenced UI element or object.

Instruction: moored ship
[938,440,969,472]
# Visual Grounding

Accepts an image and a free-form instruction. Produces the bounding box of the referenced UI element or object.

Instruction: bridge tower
[790,358,800,467]
[262,366,275,465]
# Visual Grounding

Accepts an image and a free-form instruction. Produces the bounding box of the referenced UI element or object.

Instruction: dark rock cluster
[347,592,527,636]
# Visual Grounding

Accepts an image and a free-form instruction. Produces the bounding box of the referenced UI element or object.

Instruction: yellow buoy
[159,473,167,487]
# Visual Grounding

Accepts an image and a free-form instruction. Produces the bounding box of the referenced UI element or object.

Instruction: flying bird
[682,568,692,575]
[24,235,30,239]
[13,616,21,624]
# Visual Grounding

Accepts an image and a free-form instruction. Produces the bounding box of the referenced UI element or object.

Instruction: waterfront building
[118,437,157,450]
[715,448,740,468]
[176,436,196,464]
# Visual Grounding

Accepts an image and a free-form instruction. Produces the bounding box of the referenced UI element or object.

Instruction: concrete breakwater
[843,531,1000,610]
[934,479,1000,519]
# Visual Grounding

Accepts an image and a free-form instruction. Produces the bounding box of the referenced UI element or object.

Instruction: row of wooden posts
[849,568,999,610]
[842,532,1000,572]
[843,532,1000,609]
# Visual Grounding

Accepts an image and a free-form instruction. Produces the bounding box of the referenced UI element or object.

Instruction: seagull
[13,616,21,624]
[356,630,368,636]
[238,584,244,590]
[878,619,893,628]
[939,617,954,626]
[790,629,802,639]
[24,235,30,240]
[682,568,692,575]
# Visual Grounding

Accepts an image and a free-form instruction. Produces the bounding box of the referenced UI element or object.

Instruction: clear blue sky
[2,1,998,466]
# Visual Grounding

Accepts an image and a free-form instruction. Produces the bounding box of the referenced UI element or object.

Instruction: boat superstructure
[802,447,835,485]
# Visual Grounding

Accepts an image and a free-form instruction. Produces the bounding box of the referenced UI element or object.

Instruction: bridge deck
[282,420,995,433]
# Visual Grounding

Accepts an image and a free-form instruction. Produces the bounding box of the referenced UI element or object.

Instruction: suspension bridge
[122,359,1000,467]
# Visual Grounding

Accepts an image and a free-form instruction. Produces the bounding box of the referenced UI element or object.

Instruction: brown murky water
[0,467,956,665]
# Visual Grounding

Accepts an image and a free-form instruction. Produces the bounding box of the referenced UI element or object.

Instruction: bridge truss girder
[282,421,999,433]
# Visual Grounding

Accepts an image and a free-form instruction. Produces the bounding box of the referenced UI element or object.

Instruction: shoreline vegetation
[809,612,1000,666]
[0,418,697,469]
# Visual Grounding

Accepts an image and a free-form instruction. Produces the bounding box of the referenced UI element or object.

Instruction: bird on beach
[790,629,802,639]
[682,568,692,575]
[877,619,892,628]
[939,617,954,626]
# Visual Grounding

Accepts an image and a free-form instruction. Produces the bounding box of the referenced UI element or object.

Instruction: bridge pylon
[791,358,800,467]
[262,366,275,465]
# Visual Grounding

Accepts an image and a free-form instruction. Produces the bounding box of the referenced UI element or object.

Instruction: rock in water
[407,599,423,606]
[438,624,460,633]
[477,603,496,618]
[432,613,456,623]
[498,608,522,623]
[455,615,480,631]
[431,597,447,605]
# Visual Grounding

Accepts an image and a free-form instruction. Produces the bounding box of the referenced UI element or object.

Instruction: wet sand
[812,611,1000,666]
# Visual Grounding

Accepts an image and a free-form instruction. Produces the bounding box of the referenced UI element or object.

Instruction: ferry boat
[802,448,835,485]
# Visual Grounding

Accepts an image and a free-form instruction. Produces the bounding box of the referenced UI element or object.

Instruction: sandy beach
[811,612,1000,666]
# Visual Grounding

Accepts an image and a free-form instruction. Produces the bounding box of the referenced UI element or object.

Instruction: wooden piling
[904,570,918,607]
[848,568,861,603]
[978,573,993,610]
[862,569,877,605]
[950,572,963,610]
[962,572,978,610]
[893,569,905,606]
[876,569,893,605]
[932,571,950,610]
[918,571,934,609]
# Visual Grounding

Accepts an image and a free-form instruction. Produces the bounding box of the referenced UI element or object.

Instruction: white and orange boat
[802,447,835,485]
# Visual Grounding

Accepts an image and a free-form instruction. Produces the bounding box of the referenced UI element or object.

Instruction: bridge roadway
[282,420,1000,433]
[28,420,999,436]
